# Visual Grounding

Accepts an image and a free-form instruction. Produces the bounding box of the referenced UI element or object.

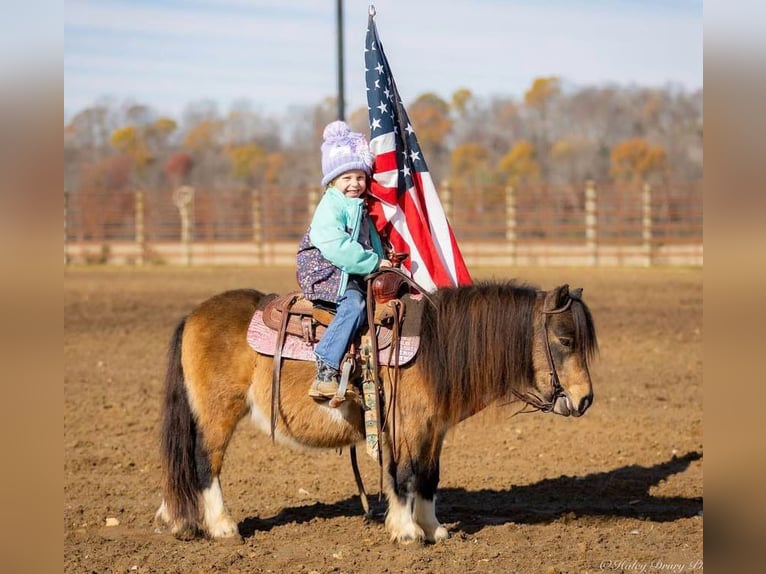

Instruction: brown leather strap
[349,445,370,516]
[366,284,385,494]
[271,293,299,440]
[382,299,403,463]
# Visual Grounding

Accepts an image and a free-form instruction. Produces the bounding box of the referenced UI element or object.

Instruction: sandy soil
[64,266,703,574]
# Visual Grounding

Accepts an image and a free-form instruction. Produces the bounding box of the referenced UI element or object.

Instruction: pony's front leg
[412,457,449,542]
[382,458,425,543]
[383,457,449,543]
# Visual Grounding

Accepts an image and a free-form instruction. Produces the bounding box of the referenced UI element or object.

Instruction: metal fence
[64,180,702,267]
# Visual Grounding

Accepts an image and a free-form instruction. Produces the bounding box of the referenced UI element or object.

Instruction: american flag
[364,9,472,291]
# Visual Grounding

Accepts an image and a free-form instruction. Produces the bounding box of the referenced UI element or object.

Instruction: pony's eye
[559,337,573,348]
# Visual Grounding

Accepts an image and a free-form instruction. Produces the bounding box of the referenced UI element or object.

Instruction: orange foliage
[184,120,220,153]
[408,93,452,150]
[451,142,489,178]
[524,77,561,108]
[110,126,152,171]
[263,152,286,184]
[610,138,667,181]
[451,88,473,115]
[498,141,540,185]
[226,144,266,181]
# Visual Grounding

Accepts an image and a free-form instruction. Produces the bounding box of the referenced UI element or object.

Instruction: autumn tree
[451,88,474,118]
[524,76,561,182]
[164,152,194,188]
[409,92,452,180]
[610,138,667,182]
[497,141,541,186]
[451,142,490,184]
[110,116,178,187]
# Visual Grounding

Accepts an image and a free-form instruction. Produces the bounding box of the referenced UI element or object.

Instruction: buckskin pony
[156,281,597,543]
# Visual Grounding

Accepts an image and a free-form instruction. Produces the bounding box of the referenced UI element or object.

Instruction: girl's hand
[378,258,393,269]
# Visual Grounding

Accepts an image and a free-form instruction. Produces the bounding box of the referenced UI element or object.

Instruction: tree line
[64,77,702,196]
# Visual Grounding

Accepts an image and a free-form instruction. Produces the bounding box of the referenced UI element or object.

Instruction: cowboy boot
[308,358,340,399]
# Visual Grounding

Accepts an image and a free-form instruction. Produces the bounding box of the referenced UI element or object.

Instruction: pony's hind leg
[158,291,257,540]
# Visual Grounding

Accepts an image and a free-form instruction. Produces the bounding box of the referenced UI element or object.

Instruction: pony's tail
[159,318,202,537]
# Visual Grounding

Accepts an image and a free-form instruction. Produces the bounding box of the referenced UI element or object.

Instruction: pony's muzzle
[552,392,593,417]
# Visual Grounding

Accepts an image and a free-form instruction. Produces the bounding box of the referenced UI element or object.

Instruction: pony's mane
[418,281,538,422]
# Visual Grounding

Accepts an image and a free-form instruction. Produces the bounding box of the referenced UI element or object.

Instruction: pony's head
[524,284,598,417]
[419,281,598,424]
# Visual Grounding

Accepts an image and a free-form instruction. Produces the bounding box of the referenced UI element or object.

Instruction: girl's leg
[310,289,366,397]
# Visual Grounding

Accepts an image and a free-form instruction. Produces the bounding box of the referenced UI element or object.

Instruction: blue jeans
[314,289,367,371]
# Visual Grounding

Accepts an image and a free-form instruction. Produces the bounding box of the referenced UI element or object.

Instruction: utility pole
[336,0,345,120]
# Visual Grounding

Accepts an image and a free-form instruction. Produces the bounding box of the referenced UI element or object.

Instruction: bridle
[539,296,573,412]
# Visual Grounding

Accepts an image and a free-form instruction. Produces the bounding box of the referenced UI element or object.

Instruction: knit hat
[320,120,374,187]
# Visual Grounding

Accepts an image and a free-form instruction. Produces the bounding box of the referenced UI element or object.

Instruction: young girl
[297,121,392,400]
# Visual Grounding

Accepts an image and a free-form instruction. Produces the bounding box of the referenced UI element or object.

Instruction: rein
[361,267,434,491]
[539,297,573,411]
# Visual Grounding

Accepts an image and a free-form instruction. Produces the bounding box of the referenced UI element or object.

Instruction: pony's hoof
[207,517,240,540]
[172,523,200,541]
[430,526,450,542]
[388,525,425,544]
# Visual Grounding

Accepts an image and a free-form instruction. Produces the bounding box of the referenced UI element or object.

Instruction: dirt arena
[64,266,702,574]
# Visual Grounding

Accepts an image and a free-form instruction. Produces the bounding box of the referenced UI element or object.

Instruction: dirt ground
[64,266,703,574]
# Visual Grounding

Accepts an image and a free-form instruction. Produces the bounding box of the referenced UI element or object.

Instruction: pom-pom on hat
[320,120,374,187]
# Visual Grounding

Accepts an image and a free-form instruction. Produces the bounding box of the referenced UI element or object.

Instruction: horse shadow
[238,450,702,538]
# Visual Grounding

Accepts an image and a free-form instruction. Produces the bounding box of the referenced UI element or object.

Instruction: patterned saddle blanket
[246,293,423,367]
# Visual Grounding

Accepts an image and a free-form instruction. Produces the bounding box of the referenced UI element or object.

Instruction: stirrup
[329,355,357,408]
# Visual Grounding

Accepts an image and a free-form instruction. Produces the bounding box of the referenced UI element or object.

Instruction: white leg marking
[414,495,449,542]
[385,492,424,543]
[201,477,239,538]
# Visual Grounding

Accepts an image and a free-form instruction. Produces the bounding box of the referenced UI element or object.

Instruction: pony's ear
[570,287,583,301]
[545,283,569,311]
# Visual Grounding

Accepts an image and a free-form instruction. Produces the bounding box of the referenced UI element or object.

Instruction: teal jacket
[296,187,385,302]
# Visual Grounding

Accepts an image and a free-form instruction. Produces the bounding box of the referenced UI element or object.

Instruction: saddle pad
[247,310,419,366]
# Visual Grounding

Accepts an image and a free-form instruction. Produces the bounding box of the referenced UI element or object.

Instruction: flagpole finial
[369,3,376,17]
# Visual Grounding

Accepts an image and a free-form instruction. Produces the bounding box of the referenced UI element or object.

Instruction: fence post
[308,186,319,214]
[585,180,598,266]
[642,182,653,267]
[64,189,69,266]
[505,185,517,265]
[173,186,194,266]
[135,189,145,266]
[440,179,452,222]
[252,188,263,265]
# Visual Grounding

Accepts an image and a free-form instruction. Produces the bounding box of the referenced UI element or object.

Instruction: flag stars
[371,118,382,131]
[401,165,411,178]
[377,101,388,114]
[383,88,391,100]
[375,62,384,74]
[405,123,415,136]
[409,150,421,162]
[375,79,380,88]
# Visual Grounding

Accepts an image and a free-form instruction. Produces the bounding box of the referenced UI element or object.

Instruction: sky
[64,0,703,122]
